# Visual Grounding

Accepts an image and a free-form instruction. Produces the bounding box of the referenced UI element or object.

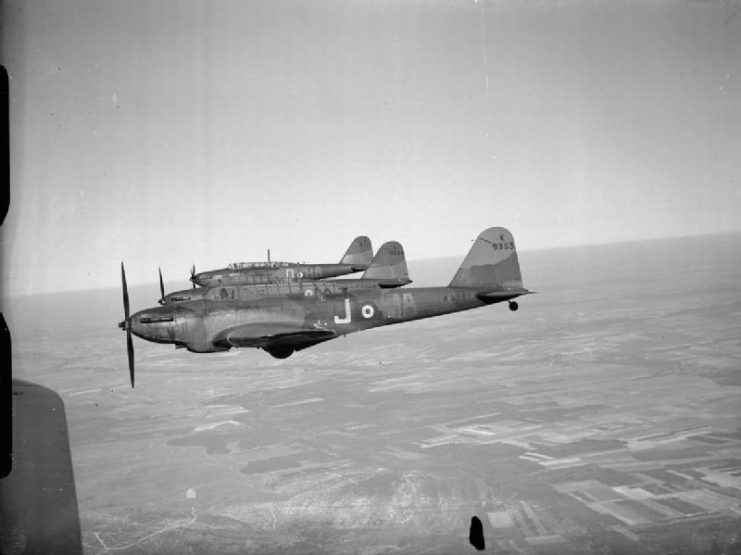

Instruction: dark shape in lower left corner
[0,314,83,554]
[469,515,486,551]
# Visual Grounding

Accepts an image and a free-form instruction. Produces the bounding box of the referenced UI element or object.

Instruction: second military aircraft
[159,241,411,305]
[190,236,373,287]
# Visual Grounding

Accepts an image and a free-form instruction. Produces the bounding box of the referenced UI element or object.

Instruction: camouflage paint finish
[131,284,525,354]
[127,228,530,357]
[449,227,522,290]
[191,236,373,287]
[338,235,373,268]
[163,241,409,305]
[358,241,408,283]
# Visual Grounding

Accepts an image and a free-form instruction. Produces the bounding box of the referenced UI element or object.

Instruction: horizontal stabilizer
[377,277,413,288]
[476,288,533,302]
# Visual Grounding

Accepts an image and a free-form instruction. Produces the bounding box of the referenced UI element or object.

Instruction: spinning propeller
[118,262,135,388]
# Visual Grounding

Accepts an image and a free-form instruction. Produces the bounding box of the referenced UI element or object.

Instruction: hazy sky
[2,0,740,295]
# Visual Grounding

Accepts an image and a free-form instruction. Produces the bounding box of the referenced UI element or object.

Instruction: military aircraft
[159,240,411,305]
[190,235,373,287]
[119,227,531,387]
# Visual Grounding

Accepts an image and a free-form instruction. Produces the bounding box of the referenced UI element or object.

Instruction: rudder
[449,227,523,290]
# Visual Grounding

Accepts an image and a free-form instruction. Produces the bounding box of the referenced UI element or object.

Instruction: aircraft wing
[214,323,337,349]
[1,380,82,555]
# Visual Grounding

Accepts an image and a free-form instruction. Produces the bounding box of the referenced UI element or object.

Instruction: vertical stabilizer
[361,241,410,284]
[449,227,523,291]
[339,236,373,268]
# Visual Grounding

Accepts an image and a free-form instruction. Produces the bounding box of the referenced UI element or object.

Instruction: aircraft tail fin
[339,236,373,269]
[361,241,411,286]
[449,227,525,291]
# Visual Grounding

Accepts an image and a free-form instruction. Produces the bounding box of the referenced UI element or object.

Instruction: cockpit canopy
[226,261,293,270]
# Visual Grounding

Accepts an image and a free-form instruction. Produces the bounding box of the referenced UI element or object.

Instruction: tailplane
[361,241,411,287]
[449,227,526,292]
[339,236,373,269]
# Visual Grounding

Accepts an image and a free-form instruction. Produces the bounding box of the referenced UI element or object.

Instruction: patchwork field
[6,233,741,554]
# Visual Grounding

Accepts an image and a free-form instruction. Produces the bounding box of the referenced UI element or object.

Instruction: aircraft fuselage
[163,276,411,304]
[130,286,527,354]
[192,263,366,287]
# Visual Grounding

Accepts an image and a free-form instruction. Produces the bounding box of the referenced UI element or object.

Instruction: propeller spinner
[118,262,135,388]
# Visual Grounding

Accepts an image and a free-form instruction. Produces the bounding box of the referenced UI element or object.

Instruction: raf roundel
[361,304,375,319]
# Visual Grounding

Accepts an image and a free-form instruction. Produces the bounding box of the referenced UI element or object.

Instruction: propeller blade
[121,262,130,321]
[190,264,196,289]
[158,267,165,302]
[121,262,135,388]
[127,328,135,388]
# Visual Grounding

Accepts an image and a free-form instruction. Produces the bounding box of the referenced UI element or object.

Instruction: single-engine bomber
[190,236,373,287]
[119,228,531,387]
[159,240,411,305]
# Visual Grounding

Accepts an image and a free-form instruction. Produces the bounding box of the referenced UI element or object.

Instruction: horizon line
[3,229,740,298]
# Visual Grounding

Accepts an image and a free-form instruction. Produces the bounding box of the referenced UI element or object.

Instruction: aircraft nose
[128,308,177,340]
